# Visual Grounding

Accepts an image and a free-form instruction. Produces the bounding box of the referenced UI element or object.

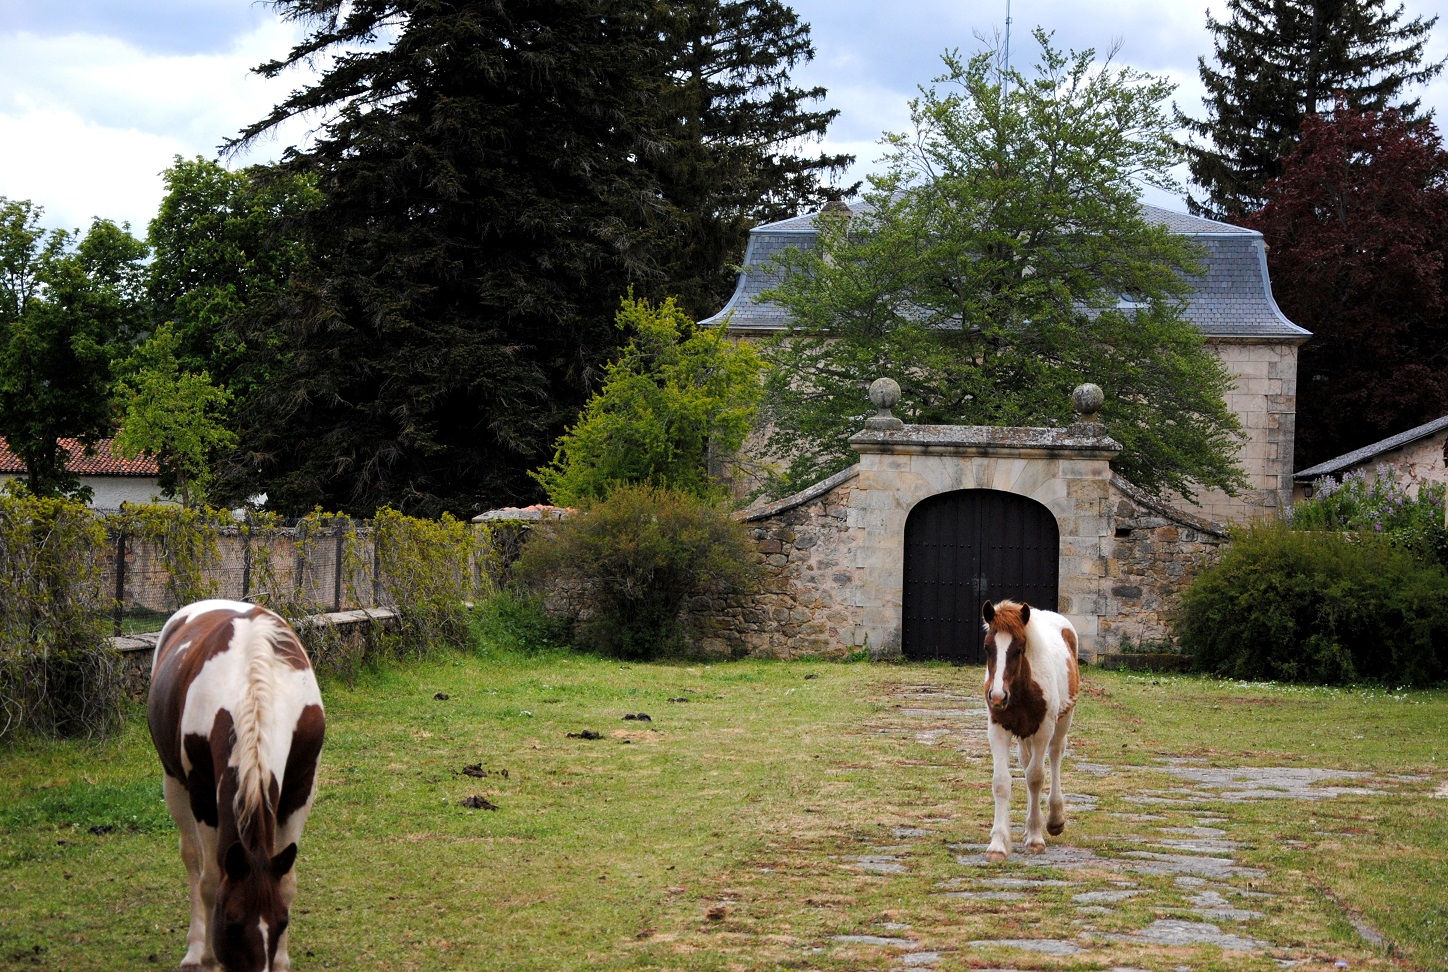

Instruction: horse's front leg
[1021,726,1051,853]
[986,721,1014,862]
[1046,707,1075,837]
[163,777,215,972]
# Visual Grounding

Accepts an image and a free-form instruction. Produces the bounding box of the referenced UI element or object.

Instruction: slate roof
[0,437,160,477]
[701,199,1310,343]
[1293,414,1448,481]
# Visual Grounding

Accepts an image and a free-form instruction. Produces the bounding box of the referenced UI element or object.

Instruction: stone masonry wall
[1100,476,1228,650]
[687,468,867,659]
[1178,339,1299,523]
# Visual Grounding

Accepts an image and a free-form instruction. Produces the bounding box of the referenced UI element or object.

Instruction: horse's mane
[232,613,284,837]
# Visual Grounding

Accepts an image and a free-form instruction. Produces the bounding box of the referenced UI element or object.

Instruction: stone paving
[818,680,1409,972]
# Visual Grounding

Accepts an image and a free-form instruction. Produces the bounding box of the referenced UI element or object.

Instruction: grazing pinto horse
[148,600,324,972]
[980,599,1080,863]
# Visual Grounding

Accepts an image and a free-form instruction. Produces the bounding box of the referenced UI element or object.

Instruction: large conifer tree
[1180,0,1441,219]
[648,1,854,318]
[224,0,845,517]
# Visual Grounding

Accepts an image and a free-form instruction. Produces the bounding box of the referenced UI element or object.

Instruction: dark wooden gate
[902,489,1059,664]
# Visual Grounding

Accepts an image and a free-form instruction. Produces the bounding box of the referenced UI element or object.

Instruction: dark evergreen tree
[225,0,845,517]
[648,1,854,318]
[1180,0,1441,219]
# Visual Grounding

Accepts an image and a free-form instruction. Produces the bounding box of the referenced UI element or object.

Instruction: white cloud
[0,19,316,233]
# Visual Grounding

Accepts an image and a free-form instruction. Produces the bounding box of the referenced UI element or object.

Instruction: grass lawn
[1,644,1444,971]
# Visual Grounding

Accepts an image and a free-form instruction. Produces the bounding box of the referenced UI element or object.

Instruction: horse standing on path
[980,599,1080,862]
[147,600,325,972]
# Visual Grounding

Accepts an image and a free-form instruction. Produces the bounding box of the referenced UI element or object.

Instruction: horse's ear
[271,843,298,879]
[982,600,995,623]
[1019,603,1031,625]
[223,841,251,882]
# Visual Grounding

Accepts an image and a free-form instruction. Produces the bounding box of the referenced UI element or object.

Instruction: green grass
[1,646,1444,971]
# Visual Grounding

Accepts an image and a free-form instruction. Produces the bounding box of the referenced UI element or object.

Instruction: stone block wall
[1100,477,1227,650]
[1180,339,1299,523]
[687,468,866,659]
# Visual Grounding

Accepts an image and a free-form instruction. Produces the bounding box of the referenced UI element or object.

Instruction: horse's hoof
[985,850,1008,863]
[1025,841,1046,854]
[1047,820,1066,836]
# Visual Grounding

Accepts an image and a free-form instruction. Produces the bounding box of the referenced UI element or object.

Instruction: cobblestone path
[813,678,1415,972]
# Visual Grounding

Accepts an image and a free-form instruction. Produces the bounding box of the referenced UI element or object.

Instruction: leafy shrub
[1175,521,1448,685]
[514,485,759,660]
[473,590,572,654]
[0,488,121,740]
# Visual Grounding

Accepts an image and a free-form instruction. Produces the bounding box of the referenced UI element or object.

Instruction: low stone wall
[1100,477,1228,650]
[110,608,401,699]
[687,468,867,660]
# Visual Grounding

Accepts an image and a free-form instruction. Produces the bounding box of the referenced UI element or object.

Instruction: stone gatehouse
[694,387,1228,662]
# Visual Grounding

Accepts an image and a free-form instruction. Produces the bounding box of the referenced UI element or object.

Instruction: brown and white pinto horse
[981,599,1080,862]
[147,600,324,972]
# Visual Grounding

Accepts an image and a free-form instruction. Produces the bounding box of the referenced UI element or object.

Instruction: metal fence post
[241,516,252,601]
[333,524,346,612]
[113,529,126,637]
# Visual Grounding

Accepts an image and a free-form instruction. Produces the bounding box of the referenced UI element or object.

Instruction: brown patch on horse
[1063,628,1080,698]
[277,704,325,826]
[149,609,245,782]
[983,600,1048,738]
[989,670,1048,738]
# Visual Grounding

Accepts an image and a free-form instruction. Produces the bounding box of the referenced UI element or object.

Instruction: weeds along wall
[0,491,121,741]
[2,496,495,741]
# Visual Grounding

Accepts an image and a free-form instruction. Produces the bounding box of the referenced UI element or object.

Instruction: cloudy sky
[4,0,1448,234]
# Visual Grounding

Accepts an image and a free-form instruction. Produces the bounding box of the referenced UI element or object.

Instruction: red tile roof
[0,437,160,477]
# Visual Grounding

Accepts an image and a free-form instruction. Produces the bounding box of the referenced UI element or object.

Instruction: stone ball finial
[1072,383,1104,420]
[868,377,901,411]
[864,377,904,431]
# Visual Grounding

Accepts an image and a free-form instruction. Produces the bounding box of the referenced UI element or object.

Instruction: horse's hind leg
[1020,730,1050,853]
[986,722,1014,862]
[163,776,215,972]
[1046,707,1075,837]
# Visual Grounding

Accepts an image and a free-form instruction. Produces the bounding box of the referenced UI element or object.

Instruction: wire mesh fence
[101,517,384,636]
[3,495,528,741]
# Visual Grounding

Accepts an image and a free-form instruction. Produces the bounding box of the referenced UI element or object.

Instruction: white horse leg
[271,787,315,972]
[1046,707,1074,836]
[986,722,1014,862]
[163,777,214,972]
[1021,727,1051,853]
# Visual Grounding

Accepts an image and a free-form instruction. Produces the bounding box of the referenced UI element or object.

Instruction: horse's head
[982,599,1031,710]
[212,840,297,972]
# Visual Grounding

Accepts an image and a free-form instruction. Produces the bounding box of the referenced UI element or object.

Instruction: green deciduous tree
[112,322,237,508]
[533,295,763,505]
[147,157,319,400]
[760,31,1245,503]
[1180,0,1442,219]
[0,198,149,498]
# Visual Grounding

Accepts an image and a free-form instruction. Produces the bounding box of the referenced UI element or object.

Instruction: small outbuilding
[0,437,168,509]
[1292,414,1448,503]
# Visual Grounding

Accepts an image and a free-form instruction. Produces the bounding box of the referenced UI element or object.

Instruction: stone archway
[901,488,1060,663]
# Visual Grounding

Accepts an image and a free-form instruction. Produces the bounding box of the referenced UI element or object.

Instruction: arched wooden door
[901,489,1060,664]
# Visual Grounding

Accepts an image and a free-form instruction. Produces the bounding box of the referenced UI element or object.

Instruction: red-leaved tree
[1246,107,1448,470]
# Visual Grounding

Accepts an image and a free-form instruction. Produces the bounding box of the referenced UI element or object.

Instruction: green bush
[1291,469,1445,533]
[1175,521,1448,685]
[513,485,759,660]
[0,488,121,740]
[473,590,572,654]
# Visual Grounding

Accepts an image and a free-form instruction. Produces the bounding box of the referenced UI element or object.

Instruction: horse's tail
[232,612,285,836]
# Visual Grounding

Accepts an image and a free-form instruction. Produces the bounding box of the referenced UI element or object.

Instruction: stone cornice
[849,424,1122,460]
